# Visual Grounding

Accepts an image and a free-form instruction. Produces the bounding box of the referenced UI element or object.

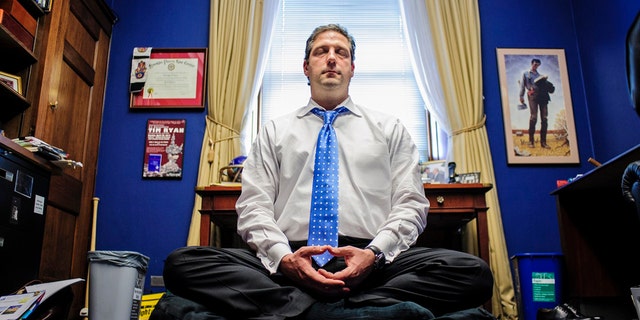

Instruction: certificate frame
[0,71,22,94]
[130,48,207,109]
[496,48,579,164]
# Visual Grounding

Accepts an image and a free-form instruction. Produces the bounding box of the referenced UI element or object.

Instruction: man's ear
[303,60,309,77]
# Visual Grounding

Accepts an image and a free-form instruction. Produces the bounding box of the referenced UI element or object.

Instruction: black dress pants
[163,244,493,320]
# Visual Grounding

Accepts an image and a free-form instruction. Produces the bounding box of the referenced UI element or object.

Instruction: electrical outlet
[150,275,164,287]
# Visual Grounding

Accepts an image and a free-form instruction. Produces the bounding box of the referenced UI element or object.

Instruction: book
[0,0,37,36]
[0,9,34,50]
[11,136,71,160]
[534,74,549,83]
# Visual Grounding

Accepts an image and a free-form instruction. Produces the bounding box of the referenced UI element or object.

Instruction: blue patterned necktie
[307,106,348,266]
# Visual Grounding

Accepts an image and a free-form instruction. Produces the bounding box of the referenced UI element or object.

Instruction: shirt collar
[297,96,363,118]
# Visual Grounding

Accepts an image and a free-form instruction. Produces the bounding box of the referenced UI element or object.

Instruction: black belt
[288,236,372,251]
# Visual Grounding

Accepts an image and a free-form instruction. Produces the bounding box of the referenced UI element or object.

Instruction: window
[252,0,443,162]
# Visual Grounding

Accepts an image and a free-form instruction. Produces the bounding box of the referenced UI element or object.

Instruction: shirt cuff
[260,242,292,274]
[368,230,401,263]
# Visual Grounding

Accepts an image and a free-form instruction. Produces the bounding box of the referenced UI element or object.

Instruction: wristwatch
[365,245,386,270]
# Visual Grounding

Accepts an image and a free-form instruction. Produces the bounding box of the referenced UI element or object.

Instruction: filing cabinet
[0,141,50,295]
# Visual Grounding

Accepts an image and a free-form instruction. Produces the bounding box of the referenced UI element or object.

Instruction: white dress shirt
[236,97,429,273]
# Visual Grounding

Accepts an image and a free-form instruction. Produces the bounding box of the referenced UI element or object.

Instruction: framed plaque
[130,48,207,109]
[142,119,186,179]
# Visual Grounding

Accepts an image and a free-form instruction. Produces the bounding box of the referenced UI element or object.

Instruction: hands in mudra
[279,245,376,296]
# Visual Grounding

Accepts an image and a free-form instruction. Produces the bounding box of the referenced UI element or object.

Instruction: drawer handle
[436,195,445,205]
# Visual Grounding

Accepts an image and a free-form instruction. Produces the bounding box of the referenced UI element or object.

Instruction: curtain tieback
[206,115,240,163]
[452,115,486,136]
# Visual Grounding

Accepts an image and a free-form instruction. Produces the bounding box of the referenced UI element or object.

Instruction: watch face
[366,246,385,269]
[374,252,385,269]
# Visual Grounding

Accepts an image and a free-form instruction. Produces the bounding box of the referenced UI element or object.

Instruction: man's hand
[278,245,349,295]
[321,246,376,288]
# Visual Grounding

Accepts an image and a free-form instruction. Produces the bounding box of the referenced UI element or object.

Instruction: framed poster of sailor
[496,48,579,164]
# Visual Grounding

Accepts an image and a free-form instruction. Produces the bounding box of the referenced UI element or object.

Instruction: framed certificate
[130,48,207,109]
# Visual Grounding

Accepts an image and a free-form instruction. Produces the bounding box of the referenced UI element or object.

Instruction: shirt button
[388,252,395,257]
[269,261,275,267]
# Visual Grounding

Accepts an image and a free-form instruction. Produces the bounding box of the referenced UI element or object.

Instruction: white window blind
[259,0,433,161]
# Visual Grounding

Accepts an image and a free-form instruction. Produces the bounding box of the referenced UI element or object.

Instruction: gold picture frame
[0,71,22,94]
[496,48,579,164]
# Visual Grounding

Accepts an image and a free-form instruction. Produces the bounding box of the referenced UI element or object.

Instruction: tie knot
[312,107,348,125]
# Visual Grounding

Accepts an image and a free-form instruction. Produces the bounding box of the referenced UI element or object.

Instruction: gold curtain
[186,0,265,246]
[424,1,518,318]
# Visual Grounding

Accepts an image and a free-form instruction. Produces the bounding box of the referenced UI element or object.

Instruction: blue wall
[95,0,209,292]
[571,1,640,160]
[480,0,640,258]
[95,0,640,293]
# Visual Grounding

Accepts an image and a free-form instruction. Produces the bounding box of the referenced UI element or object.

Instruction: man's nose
[327,50,337,62]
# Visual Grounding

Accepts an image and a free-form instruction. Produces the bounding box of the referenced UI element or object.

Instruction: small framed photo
[420,160,449,184]
[0,71,22,94]
[36,0,53,12]
[459,172,481,184]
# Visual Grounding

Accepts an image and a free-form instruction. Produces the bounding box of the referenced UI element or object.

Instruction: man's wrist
[365,245,386,270]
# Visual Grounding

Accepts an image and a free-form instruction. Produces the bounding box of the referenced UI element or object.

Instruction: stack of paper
[0,291,44,320]
[631,286,640,320]
[0,278,84,320]
[11,136,83,169]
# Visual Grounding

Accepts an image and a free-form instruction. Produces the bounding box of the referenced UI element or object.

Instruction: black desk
[551,144,640,299]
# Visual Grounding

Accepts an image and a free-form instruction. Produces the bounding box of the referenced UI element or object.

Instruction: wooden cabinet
[195,183,493,266]
[0,0,115,318]
[36,0,115,317]
[421,183,492,265]
[0,135,52,296]
[196,183,494,313]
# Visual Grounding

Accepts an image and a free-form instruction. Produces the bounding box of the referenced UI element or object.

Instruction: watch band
[365,245,386,270]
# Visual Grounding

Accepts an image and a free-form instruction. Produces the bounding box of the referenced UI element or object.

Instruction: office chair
[622,160,640,222]
[624,11,640,222]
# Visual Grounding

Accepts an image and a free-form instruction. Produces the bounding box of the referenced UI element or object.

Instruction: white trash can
[87,250,150,320]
